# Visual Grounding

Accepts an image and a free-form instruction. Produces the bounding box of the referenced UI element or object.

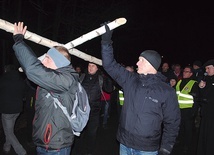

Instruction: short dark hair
[184,66,194,73]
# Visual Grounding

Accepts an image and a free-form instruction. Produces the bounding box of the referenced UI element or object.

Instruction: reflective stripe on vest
[176,80,196,109]
[119,90,124,105]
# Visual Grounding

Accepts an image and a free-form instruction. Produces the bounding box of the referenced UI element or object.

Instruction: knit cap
[203,59,214,67]
[140,50,161,70]
[47,48,70,68]
[193,60,202,67]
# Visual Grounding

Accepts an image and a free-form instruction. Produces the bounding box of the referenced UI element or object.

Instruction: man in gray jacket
[12,22,78,155]
[101,24,181,155]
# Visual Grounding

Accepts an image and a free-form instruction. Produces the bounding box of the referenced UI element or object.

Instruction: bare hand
[13,22,27,36]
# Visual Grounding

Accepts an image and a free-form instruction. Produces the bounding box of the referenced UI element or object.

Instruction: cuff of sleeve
[13,34,24,43]
[159,148,170,155]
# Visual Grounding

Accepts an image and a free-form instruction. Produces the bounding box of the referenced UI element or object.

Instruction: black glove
[101,22,113,44]
[158,148,170,155]
[13,34,24,43]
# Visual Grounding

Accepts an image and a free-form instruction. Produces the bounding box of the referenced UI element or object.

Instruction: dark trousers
[72,112,100,155]
[100,100,110,125]
[178,108,195,150]
[197,118,214,155]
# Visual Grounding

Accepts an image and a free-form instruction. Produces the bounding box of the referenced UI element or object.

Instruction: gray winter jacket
[13,38,78,149]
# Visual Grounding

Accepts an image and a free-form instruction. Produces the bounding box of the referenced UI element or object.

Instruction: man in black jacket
[197,59,214,155]
[100,24,181,155]
[72,62,113,155]
[12,22,79,155]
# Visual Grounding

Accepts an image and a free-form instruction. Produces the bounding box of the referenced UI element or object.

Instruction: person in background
[101,23,180,155]
[192,60,204,82]
[197,59,214,155]
[160,62,172,83]
[0,64,27,155]
[169,78,177,89]
[192,60,204,131]
[176,66,199,154]
[75,65,83,77]
[172,64,183,81]
[73,62,113,155]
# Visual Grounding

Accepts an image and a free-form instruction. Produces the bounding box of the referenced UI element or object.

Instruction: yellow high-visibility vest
[119,90,124,106]
[176,80,196,109]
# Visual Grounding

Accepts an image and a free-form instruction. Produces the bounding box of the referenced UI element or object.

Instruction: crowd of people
[0,21,213,155]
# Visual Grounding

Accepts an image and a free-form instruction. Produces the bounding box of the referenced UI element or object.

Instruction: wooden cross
[0,18,127,66]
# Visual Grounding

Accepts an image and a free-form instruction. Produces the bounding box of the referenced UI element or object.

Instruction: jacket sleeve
[191,82,200,116]
[160,89,181,154]
[13,40,74,93]
[101,43,134,88]
[102,75,114,93]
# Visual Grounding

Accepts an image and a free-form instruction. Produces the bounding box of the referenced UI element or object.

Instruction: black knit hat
[203,59,214,67]
[140,50,161,70]
[193,60,202,67]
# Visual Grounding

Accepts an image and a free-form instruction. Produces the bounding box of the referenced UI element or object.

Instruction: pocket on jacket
[44,123,52,144]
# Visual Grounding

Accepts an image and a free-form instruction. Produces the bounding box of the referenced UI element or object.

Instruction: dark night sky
[0,1,214,71]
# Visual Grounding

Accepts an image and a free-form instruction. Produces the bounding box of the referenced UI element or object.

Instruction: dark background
[1,0,214,74]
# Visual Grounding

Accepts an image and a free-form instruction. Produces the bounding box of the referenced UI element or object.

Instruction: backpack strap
[79,73,86,83]
[46,93,79,135]
[47,81,90,136]
[99,75,109,103]
[98,75,103,92]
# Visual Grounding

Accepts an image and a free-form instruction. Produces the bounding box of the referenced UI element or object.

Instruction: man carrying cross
[12,22,79,155]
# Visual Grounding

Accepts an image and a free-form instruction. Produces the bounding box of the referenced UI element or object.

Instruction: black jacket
[0,70,27,114]
[200,75,214,119]
[81,71,113,115]
[101,43,181,153]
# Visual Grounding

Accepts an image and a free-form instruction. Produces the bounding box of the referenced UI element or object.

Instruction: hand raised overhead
[101,22,113,43]
[13,22,27,36]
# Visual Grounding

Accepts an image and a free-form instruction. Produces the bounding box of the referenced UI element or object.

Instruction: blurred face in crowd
[162,63,169,72]
[75,67,81,73]
[182,67,193,79]
[88,63,98,75]
[205,65,214,76]
[174,65,181,74]
[170,79,177,87]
